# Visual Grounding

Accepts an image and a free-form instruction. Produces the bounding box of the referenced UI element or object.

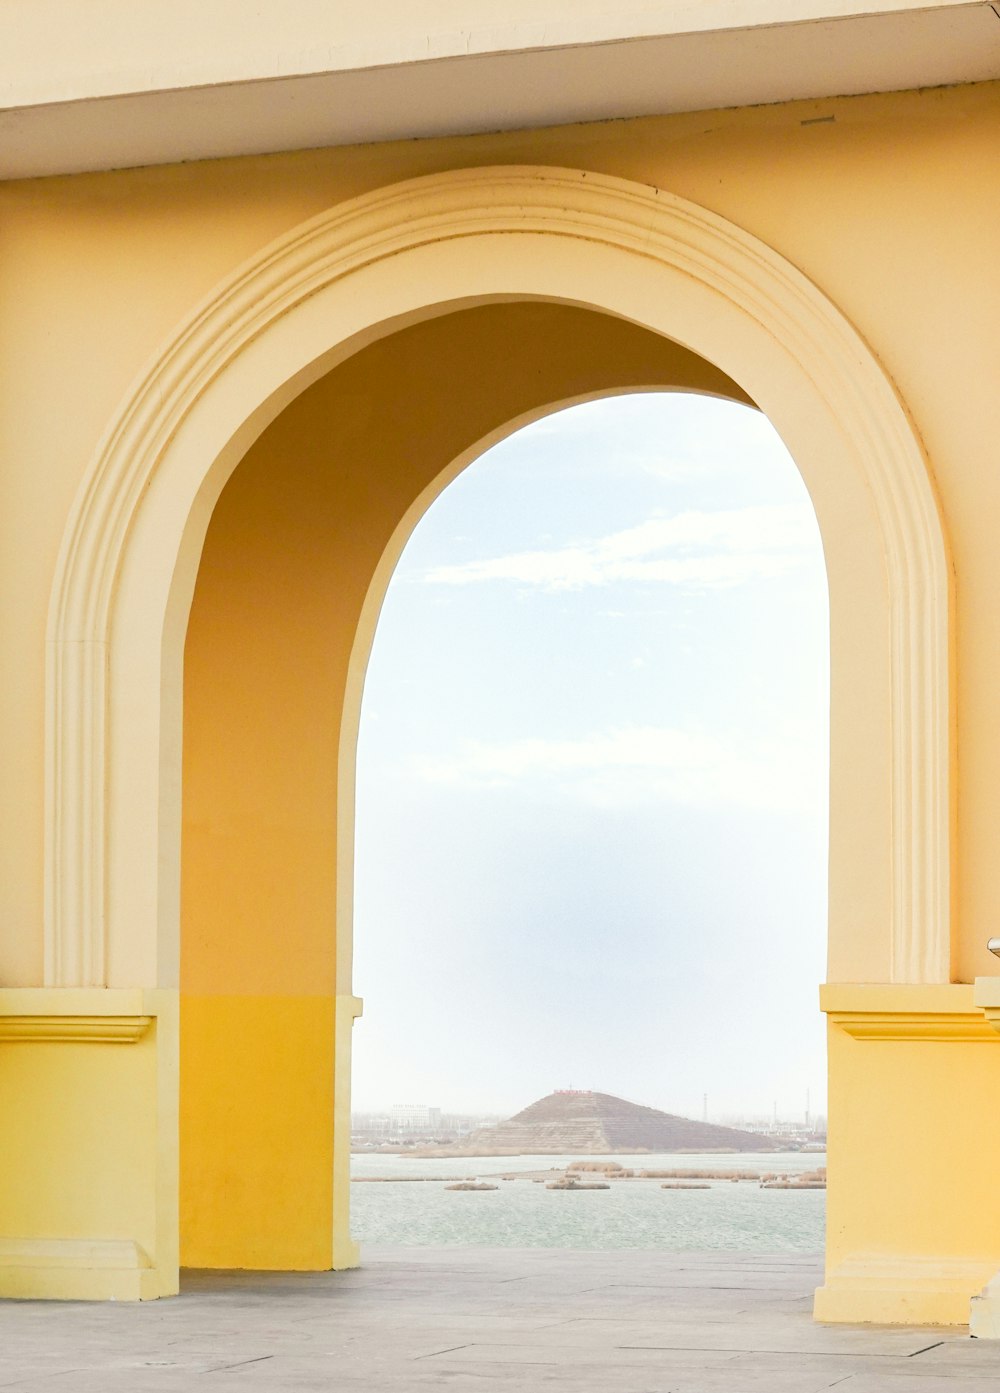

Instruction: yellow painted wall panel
[180,995,335,1270]
[0,1034,158,1246]
[827,1027,1000,1261]
[820,1018,1000,1322]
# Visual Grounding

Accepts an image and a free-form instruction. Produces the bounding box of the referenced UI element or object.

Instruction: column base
[970,1270,1000,1337]
[815,1255,996,1326]
[0,988,178,1302]
[0,1238,171,1302]
[333,1235,361,1271]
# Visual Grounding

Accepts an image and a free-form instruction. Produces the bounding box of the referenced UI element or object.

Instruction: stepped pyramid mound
[449,1090,778,1154]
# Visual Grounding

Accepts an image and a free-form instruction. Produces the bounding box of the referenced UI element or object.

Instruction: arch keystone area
[44,165,950,989]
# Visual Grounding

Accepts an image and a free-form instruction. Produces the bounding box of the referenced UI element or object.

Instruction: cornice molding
[0,1015,152,1044]
[0,989,155,1044]
[973,978,1000,1036]
[43,165,950,986]
[827,1011,997,1043]
[823,984,995,1042]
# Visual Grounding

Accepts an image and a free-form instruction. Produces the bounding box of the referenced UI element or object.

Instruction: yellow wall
[181,998,335,1269]
[2,80,1000,1315]
[0,990,177,1300]
[0,1034,158,1245]
[2,82,998,986]
[179,384,344,1265]
[819,986,1000,1323]
[179,302,746,1268]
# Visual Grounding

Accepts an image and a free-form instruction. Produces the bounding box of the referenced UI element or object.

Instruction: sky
[352,392,829,1124]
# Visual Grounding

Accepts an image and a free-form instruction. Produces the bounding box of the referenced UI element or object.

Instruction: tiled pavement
[1,1247,997,1391]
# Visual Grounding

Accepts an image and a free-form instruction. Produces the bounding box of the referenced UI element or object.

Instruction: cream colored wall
[1,81,998,1318]
[2,81,997,988]
[179,302,747,1268]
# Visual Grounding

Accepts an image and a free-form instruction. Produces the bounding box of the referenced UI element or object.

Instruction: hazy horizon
[351,1088,825,1129]
[352,393,829,1121]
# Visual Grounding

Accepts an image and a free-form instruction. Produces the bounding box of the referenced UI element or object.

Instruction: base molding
[333,1235,361,1271]
[969,1267,1000,1337]
[815,1253,997,1326]
[0,1237,164,1302]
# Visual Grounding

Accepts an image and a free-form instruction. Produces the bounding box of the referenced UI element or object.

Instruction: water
[351,1151,825,1252]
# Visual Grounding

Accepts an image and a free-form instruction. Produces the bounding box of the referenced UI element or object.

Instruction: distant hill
[421,1090,780,1155]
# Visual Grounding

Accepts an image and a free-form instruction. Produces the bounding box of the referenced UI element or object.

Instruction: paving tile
[830,1377,1000,1393]
[898,1338,1000,1365]
[619,1326,956,1357]
[0,1246,987,1392]
[411,1341,736,1367]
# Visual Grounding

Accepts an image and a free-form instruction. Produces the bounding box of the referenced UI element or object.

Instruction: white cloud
[412,724,824,813]
[419,504,819,592]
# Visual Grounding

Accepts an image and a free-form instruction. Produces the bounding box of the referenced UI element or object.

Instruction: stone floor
[1,1247,998,1391]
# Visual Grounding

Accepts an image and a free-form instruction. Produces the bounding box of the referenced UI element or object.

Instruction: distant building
[352,1107,501,1145]
[389,1103,440,1133]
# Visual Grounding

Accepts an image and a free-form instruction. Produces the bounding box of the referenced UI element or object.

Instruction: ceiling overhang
[2,0,998,179]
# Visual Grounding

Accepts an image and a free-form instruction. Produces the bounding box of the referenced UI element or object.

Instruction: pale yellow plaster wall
[0,990,178,1300]
[1,80,998,1319]
[2,81,997,989]
[819,986,1000,1323]
[179,301,747,1268]
[0,1033,157,1242]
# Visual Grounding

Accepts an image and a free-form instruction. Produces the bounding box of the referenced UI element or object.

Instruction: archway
[350,388,830,1217]
[178,303,754,1269]
[43,167,949,1302]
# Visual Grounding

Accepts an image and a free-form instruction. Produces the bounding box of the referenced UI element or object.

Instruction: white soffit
[2,3,999,179]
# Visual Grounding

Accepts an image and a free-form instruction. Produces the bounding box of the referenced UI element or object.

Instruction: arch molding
[44,165,950,987]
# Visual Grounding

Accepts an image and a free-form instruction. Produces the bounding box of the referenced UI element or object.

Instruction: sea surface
[351,1150,825,1252]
